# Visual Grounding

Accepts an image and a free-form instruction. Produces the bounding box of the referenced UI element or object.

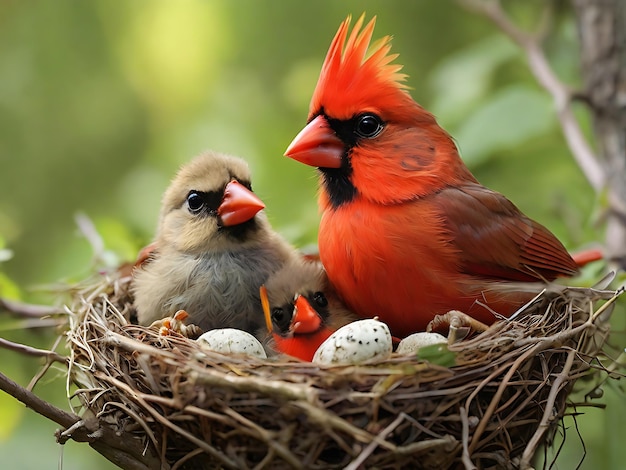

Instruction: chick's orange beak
[259,285,273,333]
[284,115,344,169]
[290,294,323,334]
[218,180,265,226]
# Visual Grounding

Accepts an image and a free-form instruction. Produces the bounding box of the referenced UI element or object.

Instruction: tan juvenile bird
[133,151,299,335]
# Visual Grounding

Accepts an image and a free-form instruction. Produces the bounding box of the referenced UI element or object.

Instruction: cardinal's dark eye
[312,291,328,308]
[186,191,205,214]
[272,308,285,324]
[355,113,384,139]
[271,307,291,332]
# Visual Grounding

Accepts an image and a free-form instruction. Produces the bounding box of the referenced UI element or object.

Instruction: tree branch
[0,297,66,318]
[572,0,626,268]
[0,370,79,429]
[0,337,67,364]
[0,368,163,469]
[459,0,606,193]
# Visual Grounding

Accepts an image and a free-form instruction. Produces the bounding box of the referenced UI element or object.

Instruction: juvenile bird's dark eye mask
[185,190,222,216]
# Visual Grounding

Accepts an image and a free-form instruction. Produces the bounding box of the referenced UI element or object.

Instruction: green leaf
[0,388,24,441]
[454,85,555,166]
[0,272,21,300]
[416,343,457,367]
[429,35,519,123]
[94,216,144,266]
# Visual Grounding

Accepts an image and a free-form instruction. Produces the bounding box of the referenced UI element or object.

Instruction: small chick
[260,257,356,361]
[133,151,299,335]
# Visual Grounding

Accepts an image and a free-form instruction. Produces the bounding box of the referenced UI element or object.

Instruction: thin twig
[171,448,205,470]
[99,401,159,451]
[97,373,240,469]
[468,343,542,453]
[459,0,605,192]
[590,287,623,323]
[223,407,302,469]
[296,400,395,450]
[0,297,66,318]
[0,337,68,364]
[28,335,66,392]
[187,365,318,403]
[521,349,577,467]
[28,361,57,392]
[460,407,477,470]
[345,412,407,470]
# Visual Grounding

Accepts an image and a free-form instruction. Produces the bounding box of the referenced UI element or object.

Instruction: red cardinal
[260,258,355,361]
[285,15,586,338]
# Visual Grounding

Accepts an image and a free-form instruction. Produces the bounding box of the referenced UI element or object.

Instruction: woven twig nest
[64,269,620,470]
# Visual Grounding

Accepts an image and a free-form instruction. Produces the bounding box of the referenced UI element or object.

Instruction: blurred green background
[0,1,623,468]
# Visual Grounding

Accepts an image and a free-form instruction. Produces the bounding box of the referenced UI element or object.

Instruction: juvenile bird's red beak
[290,294,323,334]
[218,180,265,226]
[284,115,344,168]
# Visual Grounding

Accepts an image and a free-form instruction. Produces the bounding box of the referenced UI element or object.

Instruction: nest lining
[64,270,620,470]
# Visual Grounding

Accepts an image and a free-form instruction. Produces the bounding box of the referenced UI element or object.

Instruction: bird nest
[64,269,621,470]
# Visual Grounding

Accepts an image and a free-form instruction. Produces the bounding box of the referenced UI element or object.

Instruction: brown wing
[432,184,578,282]
[134,241,159,269]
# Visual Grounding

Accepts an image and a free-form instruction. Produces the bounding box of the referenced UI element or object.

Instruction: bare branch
[572,0,626,267]
[0,369,162,469]
[0,337,68,364]
[459,0,606,192]
[0,297,66,318]
[0,370,79,429]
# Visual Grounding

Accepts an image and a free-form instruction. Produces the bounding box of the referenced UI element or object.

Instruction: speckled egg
[396,332,448,355]
[196,329,267,358]
[313,319,392,365]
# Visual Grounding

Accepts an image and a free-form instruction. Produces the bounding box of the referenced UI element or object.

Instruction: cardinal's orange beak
[218,180,265,227]
[284,115,344,169]
[290,294,323,334]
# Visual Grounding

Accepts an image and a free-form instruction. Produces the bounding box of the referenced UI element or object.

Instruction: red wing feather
[434,184,578,282]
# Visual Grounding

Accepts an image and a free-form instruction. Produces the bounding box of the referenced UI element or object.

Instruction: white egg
[196,328,267,358]
[396,332,447,355]
[313,319,392,365]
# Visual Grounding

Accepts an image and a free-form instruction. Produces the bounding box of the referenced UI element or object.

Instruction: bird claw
[149,310,203,338]
[427,310,489,344]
